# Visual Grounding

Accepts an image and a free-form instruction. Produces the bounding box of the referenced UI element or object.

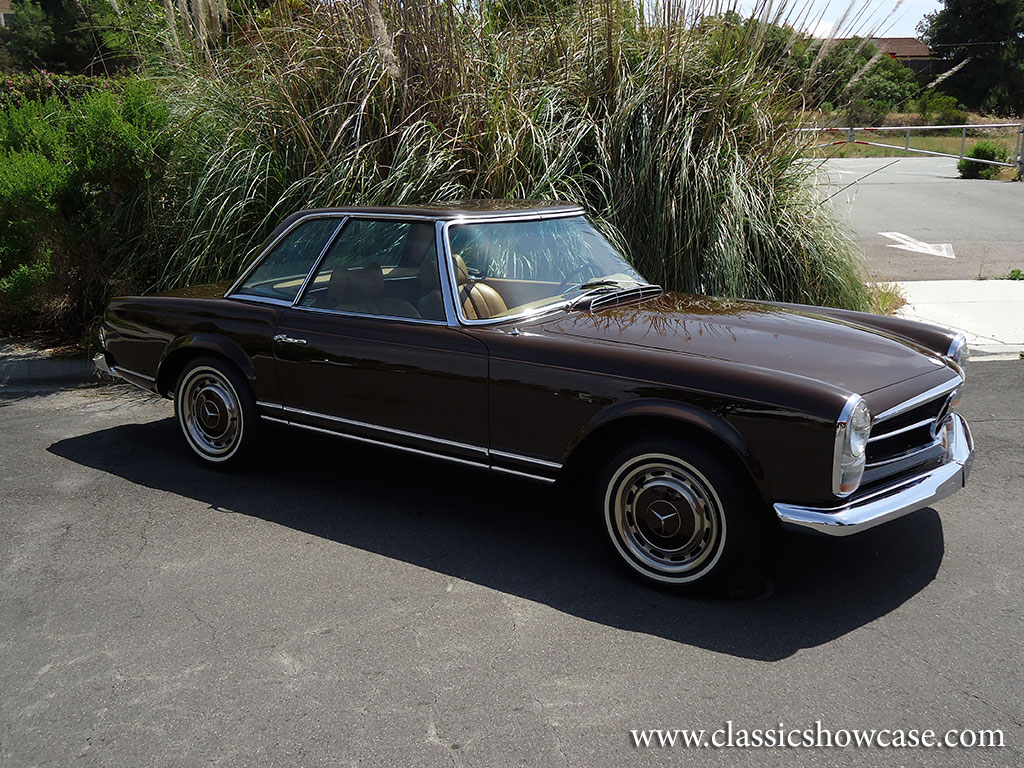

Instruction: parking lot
[1,364,1021,766]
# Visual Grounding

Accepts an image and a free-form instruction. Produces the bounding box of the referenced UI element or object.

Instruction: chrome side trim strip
[228,294,294,307]
[873,377,961,423]
[490,449,562,470]
[287,304,447,326]
[257,401,562,480]
[867,417,935,443]
[270,418,492,470]
[276,403,488,456]
[491,465,557,484]
[113,365,156,382]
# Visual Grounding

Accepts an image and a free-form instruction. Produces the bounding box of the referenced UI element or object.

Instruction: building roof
[0,0,12,13]
[870,37,933,58]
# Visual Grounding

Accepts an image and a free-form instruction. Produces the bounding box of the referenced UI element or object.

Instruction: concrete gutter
[895,280,1024,361]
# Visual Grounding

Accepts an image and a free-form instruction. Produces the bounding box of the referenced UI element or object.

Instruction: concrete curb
[0,352,97,388]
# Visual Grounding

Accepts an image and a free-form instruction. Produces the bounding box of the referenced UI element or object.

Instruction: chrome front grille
[866,390,955,469]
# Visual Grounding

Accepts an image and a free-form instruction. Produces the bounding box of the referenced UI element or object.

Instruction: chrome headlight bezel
[947,333,968,376]
[833,396,872,497]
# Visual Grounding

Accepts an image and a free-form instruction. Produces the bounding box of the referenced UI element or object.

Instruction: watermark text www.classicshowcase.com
[630,721,1006,749]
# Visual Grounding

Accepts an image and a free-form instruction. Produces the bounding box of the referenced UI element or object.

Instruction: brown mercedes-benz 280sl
[96,201,973,590]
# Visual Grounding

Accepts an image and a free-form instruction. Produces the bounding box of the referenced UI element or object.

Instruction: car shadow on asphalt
[48,418,946,663]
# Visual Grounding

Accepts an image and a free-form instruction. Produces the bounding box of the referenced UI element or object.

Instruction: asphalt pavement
[1,370,1021,767]
[819,157,1023,281]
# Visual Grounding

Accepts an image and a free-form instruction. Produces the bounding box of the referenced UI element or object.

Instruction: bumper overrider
[775,413,974,536]
[92,353,113,377]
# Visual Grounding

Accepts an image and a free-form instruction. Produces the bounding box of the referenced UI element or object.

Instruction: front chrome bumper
[775,413,974,536]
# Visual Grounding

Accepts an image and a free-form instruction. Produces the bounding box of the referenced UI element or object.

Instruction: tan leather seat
[326,263,420,318]
[454,255,508,320]
[417,255,509,321]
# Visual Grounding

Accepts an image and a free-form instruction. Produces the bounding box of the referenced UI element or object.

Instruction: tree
[0,0,113,73]
[918,0,1024,116]
[0,0,57,69]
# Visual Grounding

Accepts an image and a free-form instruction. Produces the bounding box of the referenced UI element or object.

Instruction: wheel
[174,356,259,467]
[597,438,759,592]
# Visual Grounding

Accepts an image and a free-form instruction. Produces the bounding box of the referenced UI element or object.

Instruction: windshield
[445,215,647,321]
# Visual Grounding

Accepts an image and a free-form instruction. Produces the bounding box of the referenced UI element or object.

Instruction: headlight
[947,333,968,376]
[833,396,871,497]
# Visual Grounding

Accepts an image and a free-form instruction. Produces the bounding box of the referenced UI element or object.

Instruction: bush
[0,72,114,109]
[853,56,919,118]
[0,78,170,333]
[957,141,1011,180]
[918,91,968,126]
[845,98,890,127]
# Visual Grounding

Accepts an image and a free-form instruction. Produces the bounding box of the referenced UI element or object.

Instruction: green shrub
[845,98,890,127]
[0,78,170,333]
[0,72,112,109]
[854,56,919,117]
[0,255,53,306]
[957,141,1011,180]
[918,91,968,126]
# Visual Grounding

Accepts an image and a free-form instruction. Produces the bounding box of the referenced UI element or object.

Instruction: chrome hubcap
[180,368,242,459]
[606,454,725,580]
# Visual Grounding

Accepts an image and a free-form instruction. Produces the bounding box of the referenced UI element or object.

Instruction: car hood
[536,293,948,395]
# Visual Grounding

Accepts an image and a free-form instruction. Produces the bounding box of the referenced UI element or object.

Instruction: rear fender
[157,334,257,396]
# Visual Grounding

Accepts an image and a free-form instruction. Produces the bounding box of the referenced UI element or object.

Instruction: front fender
[566,397,765,487]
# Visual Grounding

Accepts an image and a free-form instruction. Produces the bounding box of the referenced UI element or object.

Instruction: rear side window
[235,217,341,301]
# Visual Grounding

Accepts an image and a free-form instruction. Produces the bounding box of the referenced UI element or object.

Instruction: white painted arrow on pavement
[878,232,955,259]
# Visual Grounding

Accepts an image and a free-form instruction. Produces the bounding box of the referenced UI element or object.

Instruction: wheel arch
[156,334,256,397]
[559,400,767,502]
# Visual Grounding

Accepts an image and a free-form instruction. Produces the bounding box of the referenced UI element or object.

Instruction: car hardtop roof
[284,199,584,223]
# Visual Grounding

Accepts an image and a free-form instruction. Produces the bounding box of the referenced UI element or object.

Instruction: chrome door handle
[274,334,307,345]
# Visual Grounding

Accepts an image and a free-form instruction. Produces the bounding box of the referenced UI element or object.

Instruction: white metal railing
[799,123,1024,177]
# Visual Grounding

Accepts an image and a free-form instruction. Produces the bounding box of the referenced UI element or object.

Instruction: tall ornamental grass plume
[137,0,872,311]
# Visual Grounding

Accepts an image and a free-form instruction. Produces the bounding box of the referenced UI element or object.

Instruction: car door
[272,217,491,465]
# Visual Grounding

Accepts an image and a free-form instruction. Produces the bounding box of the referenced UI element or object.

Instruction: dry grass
[867,282,907,315]
[135,0,876,311]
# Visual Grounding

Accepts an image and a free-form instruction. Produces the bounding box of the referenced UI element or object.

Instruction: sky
[694,0,945,39]
[808,0,944,38]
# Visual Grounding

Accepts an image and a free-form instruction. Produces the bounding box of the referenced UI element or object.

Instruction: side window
[235,217,341,301]
[299,219,443,320]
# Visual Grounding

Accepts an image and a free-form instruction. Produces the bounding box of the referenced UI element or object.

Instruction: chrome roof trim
[225,212,349,298]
